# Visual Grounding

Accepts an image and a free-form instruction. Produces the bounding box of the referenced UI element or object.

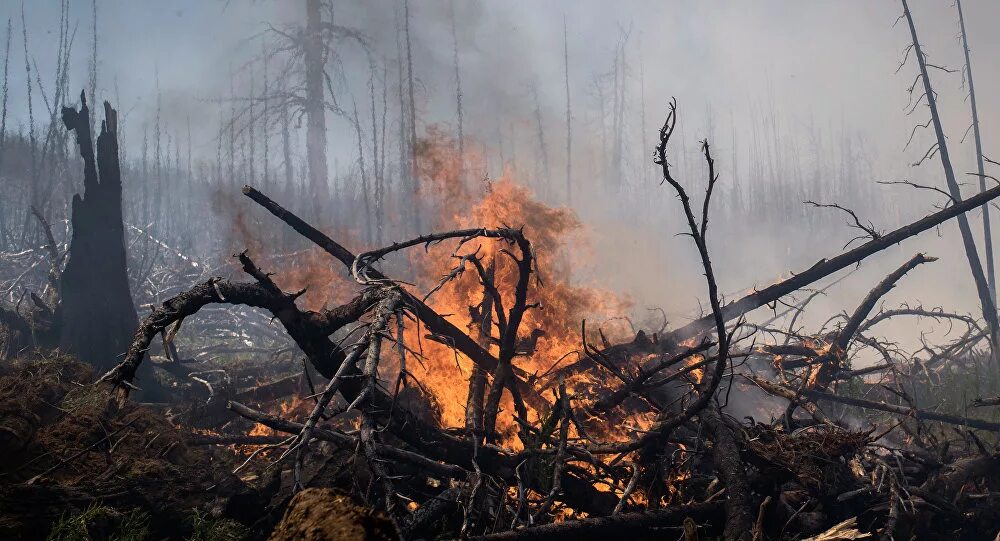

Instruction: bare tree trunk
[372,59,387,245]
[186,116,192,180]
[610,43,619,189]
[395,12,408,236]
[368,63,380,245]
[465,260,495,435]
[261,39,269,193]
[248,63,256,189]
[304,0,329,221]
[531,83,550,196]
[610,28,630,190]
[141,123,149,219]
[638,40,646,187]
[227,66,235,194]
[901,0,999,366]
[21,5,37,218]
[352,104,374,244]
[563,16,572,205]
[404,0,420,235]
[449,0,464,181]
[281,99,293,188]
[595,78,607,184]
[957,0,995,305]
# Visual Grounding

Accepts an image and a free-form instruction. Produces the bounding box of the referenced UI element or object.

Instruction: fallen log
[669,182,1000,342]
[802,387,1000,431]
[919,453,1000,501]
[473,501,723,541]
[187,434,288,446]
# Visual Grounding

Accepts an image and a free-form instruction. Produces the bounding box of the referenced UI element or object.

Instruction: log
[919,453,1000,501]
[668,182,1000,342]
[187,434,287,446]
[803,388,1000,431]
[474,501,723,541]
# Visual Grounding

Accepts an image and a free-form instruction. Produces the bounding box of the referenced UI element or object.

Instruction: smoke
[7,0,1000,363]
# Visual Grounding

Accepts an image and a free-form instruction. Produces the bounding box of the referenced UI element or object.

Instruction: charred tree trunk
[58,93,138,377]
[304,0,328,220]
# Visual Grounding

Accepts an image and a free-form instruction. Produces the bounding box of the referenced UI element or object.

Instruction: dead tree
[449,0,464,179]
[651,101,750,539]
[57,93,139,376]
[900,0,999,363]
[563,16,572,205]
[303,0,329,220]
[404,0,420,235]
[956,0,995,305]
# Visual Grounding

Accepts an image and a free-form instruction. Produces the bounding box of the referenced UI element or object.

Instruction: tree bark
[703,403,753,541]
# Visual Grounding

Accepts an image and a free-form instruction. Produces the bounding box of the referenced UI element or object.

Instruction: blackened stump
[58,92,139,376]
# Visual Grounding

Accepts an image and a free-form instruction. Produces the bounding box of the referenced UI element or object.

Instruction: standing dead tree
[956,0,995,305]
[900,0,999,366]
[303,0,329,220]
[563,16,572,205]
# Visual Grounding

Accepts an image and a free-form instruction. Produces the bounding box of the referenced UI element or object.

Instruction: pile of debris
[4,103,1000,541]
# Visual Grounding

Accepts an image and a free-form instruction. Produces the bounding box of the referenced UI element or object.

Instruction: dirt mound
[268,488,397,541]
[0,355,265,539]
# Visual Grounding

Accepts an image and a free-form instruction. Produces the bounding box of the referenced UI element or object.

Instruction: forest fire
[6,1,1000,540]
[398,134,633,438]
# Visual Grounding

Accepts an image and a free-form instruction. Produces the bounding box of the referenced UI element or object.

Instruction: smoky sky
[6,0,1000,173]
[7,0,1000,346]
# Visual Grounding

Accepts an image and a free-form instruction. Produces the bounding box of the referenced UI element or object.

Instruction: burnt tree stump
[58,92,139,376]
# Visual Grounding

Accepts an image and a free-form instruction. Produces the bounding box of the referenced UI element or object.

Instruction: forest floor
[0,353,301,541]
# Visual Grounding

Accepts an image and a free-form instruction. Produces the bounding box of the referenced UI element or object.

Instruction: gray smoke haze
[6,0,1000,359]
